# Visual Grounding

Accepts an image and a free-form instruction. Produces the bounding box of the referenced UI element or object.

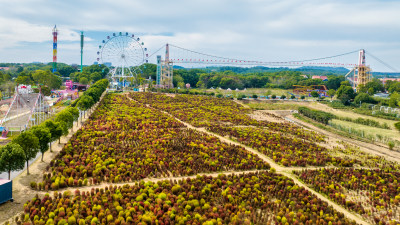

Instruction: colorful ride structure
[292,85,329,97]
[97,32,148,90]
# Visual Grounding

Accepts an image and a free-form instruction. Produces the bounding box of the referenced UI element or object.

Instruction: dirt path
[0,93,106,224]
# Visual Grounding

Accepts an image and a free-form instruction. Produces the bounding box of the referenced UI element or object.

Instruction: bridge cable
[365,51,398,73]
[169,43,359,64]
[145,44,165,60]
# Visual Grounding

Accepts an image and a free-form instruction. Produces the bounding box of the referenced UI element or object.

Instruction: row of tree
[0,79,109,180]
[173,69,346,90]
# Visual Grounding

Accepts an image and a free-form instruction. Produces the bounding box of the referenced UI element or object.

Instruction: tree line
[173,69,346,90]
[0,79,108,180]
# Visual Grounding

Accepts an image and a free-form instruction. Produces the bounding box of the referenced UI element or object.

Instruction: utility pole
[80,31,84,72]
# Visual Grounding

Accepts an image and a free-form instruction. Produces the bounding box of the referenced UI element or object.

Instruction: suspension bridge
[150,43,398,89]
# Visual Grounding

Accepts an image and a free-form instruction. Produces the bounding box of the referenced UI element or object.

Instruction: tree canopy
[31,126,51,162]
[0,143,25,179]
[12,131,39,175]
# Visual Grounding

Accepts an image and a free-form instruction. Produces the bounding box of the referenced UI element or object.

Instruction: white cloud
[0,0,399,71]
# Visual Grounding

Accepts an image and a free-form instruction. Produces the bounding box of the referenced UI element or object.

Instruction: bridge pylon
[345,49,372,91]
[156,44,173,89]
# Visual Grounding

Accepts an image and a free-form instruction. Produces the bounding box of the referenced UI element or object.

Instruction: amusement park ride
[97,32,148,90]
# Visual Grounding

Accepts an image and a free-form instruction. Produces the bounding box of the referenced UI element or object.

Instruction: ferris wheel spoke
[99,33,146,88]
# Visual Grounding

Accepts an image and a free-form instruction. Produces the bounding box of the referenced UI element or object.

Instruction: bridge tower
[156,44,174,88]
[354,49,372,89]
[345,49,372,91]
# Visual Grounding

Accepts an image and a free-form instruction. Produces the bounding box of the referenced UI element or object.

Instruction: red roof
[312,76,328,80]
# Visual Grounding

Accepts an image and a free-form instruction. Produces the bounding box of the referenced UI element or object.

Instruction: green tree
[84,87,102,102]
[79,77,89,85]
[354,93,376,104]
[12,131,39,175]
[77,95,95,119]
[67,107,80,129]
[310,91,319,98]
[327,89,336,100]
[388,82,400,93]
[90,72,102,83]
[385,80,396,91]
[326,76,345,90]
[340,80,352,86]
[389,92,400,108]
[177,82,185,89]
[368,87,374,95]
[40,86,51,96]
[357,84,368,93]
[394,122,400,132]
[336,85,356,104]
[365,78,384,94]
[44,120,63,151]
[173,75,184,88]
[30,126,51,162]
[196,80,206,89]
[0,143,25,179]
[55,110,74,142]
[32,70,62,89]
[15,75,33,85]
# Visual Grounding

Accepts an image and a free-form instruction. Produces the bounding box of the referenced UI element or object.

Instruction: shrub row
[298,107,335,125]
[21,171,356,225]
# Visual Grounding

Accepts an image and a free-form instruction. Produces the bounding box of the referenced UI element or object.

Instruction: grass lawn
[306,103,398,130]
[330,119,400,141]
[245,102,301,110]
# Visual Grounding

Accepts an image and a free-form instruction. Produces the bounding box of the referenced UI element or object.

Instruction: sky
[0,0,399,72]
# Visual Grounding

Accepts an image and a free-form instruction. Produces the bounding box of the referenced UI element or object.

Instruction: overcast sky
[0,0,399,72]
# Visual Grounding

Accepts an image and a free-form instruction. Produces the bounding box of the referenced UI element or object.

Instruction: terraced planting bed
[295,168,400,225]
[130,93,323,141]
[14,92,400,225]
[207,125,356,167]
[22,172,357,225]
[39,94,269,190]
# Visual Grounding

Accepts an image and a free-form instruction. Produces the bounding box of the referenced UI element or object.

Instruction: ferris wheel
[97,32,148,89]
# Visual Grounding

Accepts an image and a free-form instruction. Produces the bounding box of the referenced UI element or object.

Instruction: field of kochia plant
[19,92,400,225]
[22,172,356,225]
[207,126,356,167]
[129,93,323,141]
[40,94,269,190]
[295,168,400,225]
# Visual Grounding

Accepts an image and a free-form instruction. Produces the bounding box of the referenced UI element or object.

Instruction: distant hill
[176,66,350,76]
[371,72,400,78]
